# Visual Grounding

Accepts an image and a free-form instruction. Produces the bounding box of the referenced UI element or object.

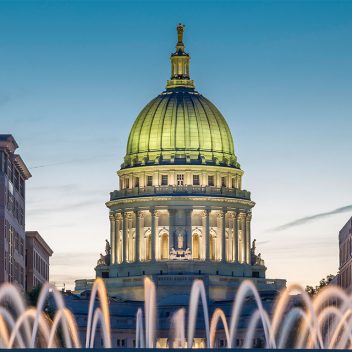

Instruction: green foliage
[27,284,42,307]
[305,274,335,296]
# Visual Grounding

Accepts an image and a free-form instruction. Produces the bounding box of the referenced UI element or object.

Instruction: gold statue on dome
[177,23,185,43]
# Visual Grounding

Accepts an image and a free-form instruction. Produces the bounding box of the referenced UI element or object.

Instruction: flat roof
[26,231,53,256]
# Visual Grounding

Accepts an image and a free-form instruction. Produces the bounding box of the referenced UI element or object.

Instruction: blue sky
[1,0,351,288]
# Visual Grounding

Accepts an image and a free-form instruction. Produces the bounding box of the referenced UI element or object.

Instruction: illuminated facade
[76,25,285,303]
[338,217,352,292]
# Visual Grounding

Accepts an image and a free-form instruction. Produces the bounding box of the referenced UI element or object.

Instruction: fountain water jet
[229,279,274,348]
[0,277,352,348]
[170,308,186,348]
[144,277,156,348]
[85,277,111,348]
[209,308,230,348]
[187,279,210,348]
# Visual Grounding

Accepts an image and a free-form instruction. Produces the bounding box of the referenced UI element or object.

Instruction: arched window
[192,234,200,260]
[161,233,169,260]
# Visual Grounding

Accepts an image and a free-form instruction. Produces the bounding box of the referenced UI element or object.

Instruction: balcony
[110,185,251,201]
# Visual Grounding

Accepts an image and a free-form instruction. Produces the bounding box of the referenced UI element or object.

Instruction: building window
[208,175,214,186]
[161,175,168,186]
[221,177,226,187]
[232,178,235,188]
[177,174,184,186]
[125,178,130,189]
[193,175,200,186]
[116,339,126,347]
[147,175,153,186]
[134,177,139,187]
[192,234,200,259]
[161,233,169,260]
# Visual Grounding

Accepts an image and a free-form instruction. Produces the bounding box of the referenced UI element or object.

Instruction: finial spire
[176,23,185,48]
[166,23,194,90]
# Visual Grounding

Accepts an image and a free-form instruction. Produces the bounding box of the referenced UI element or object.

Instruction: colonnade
[109,208,252,265]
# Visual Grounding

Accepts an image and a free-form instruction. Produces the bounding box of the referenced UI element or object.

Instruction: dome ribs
[123,90,238,168]
[142,96,164,159]
[190,94,213,159]
[160,93,173,155]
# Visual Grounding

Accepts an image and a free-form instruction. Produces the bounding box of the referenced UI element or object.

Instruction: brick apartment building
[338,217,352,292]
[0,135,31,290]
[0,134,53,292]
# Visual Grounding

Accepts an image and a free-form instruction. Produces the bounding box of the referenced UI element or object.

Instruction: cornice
[106,195,255,208]
[117,164,244,176]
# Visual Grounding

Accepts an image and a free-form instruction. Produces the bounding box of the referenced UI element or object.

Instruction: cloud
[270,204,352,232]
[29,183,79,192]
[29,154,115,169]
[51,252,98,266]
[26,197,106,216]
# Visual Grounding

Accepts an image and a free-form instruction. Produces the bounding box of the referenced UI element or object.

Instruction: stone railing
[110,185,251,201]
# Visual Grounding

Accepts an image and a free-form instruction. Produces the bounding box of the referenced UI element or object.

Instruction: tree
[27,284,43,306]
[305,274,335,296]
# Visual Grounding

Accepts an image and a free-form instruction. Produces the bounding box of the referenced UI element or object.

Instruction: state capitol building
[73,25,285,348]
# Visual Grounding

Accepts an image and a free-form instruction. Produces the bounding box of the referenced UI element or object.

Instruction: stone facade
[338,217,352,291]
[25,231,53,292]
[0,135,31,291]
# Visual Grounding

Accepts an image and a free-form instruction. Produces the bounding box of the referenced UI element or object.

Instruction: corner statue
[97,253,105,266]
[105,239,111,256]
[252,239,256,253]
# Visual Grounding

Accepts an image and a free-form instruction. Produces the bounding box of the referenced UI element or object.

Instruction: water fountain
[0,277,351,349]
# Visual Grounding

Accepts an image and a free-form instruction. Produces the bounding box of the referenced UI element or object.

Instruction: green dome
[123,24,239,169]
[124,89,239,169]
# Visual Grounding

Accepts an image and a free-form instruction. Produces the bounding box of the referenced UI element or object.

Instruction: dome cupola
[123,24,239,169]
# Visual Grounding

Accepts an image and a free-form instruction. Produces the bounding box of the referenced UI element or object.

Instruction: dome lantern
[167,24,195,90]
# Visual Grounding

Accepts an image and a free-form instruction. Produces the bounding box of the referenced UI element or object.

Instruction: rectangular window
[221,177,226,187]
[193,174,200,186]
[147,175,153,186]
[232,177,235,188]
[134,177,139,187]
[208,175,214,186]
[177,174,184,186]
[161,175,168,186]
[125,178,130,189]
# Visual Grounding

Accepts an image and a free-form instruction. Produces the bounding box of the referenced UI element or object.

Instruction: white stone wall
[109,207,251,266]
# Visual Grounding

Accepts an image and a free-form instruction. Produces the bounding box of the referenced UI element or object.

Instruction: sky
[1,0,351,289]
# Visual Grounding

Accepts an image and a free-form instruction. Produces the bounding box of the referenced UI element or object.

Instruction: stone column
[116,213,122,263]
[122,212,128,263]
[235,213,239,262]
[135,210,140,263]
[219,210,226,262]
[168,208,175,251]
[138,211,145,261]
[186,209,192,250]
[202,209,210,260]
[246,213,252,264]
[228,211,235,262]
[129,213,134,262]
[239,212,246,263]
[151,210,159,262]
[202,171,207,187]
[109,212,115,264]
